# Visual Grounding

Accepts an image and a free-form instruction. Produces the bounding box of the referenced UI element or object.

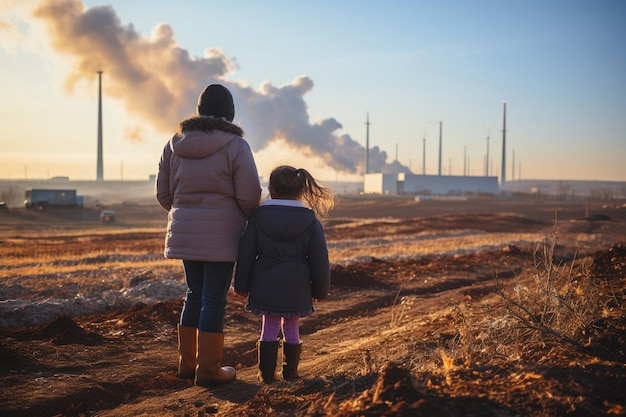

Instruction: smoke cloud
[30,0,410,175]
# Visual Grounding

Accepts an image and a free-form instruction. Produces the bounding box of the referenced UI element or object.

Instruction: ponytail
[269,166,335,217]
[298,168,335,218]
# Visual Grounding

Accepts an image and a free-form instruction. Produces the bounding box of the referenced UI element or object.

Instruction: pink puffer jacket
[156,116,261,262]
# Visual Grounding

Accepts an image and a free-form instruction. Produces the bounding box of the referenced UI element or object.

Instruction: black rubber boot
[282,342,302,380]
[257,340,280,383]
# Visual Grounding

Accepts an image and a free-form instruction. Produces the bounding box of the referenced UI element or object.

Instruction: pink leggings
[260,315,300,344]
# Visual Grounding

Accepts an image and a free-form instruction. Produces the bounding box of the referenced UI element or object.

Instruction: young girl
[234,165,334,383]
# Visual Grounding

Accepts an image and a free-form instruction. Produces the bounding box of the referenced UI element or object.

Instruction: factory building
[364,173,499,196]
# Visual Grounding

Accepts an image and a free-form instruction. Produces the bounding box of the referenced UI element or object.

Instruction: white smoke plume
[29,0,410,175]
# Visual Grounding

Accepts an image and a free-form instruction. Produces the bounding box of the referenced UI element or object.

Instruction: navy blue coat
[234,203,330,317]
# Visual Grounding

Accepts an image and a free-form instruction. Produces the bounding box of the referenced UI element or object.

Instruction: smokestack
[96,71,103,182]
[501,101,507,187]
[364,112,370,175]
[438,121,442,176]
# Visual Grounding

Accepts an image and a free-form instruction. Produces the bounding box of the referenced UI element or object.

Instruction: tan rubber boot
[195,331,236,387]
[176,325,197,379]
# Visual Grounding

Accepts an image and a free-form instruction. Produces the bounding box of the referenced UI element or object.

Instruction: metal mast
[485,125,490,176]
[512,148,515,181]
[364,112,370,175]
[422,132,426,175]
[438,121,442,176]
[501,101,507,187]
[463,145,467,176]
[97,71,103,182]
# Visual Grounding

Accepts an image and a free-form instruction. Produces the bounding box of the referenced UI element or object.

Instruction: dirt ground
[1,196,625,416]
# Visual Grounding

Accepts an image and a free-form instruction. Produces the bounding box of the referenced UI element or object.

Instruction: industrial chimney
[96,71,103,182]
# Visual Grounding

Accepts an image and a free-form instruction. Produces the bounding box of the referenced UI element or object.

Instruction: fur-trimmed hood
[170,116,245,160]
[177,115,244,136]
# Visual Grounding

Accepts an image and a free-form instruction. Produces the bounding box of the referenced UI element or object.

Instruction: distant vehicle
[0,202,7,210]
[100,210,116,223]
[24,189,83,209]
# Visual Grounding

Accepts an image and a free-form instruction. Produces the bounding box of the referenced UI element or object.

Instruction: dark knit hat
[197,84,235,122]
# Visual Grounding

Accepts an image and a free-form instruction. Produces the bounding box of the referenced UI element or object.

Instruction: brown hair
[269,166,335,218]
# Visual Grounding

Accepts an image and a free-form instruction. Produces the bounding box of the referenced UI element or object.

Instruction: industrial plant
[362,102,506,196]
[359,103,625,200]
[1,80,625,208]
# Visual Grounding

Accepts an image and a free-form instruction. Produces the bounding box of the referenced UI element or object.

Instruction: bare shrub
[441,299,523,371]
[435,225,611,371]
[494,226,605,351]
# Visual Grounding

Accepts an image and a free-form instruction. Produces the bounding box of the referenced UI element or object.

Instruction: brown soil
[1,197,625,416]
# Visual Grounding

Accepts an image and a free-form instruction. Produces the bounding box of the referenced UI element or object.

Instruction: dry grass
[328,231,547,263]
[415,226,619,376]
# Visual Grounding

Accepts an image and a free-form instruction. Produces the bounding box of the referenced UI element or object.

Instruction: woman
[156,84,261,387]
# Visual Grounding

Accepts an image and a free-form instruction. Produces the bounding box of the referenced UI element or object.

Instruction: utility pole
[364,112,370,175]
[512,148,515,181]
[438,121,443,176]
[501,101,507,188]
[463,146,467,176]
[97,71,103,182]
[422,132,426,175]
[485,125,490,176]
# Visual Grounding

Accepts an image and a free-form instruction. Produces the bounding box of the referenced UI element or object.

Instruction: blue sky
[1,0,625,182]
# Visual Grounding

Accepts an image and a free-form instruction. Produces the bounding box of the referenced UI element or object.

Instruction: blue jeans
[180,260,234,333]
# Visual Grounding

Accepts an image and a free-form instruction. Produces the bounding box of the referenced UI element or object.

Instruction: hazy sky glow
[1,0,625,182]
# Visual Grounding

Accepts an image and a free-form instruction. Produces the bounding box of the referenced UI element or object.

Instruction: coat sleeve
[232,138,261,219]
[308,221,330,300]
[234,218,258,292]
[155,142,173,211]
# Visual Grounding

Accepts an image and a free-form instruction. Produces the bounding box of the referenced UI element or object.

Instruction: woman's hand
[235,290,249,298]
[229,286,248,298]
